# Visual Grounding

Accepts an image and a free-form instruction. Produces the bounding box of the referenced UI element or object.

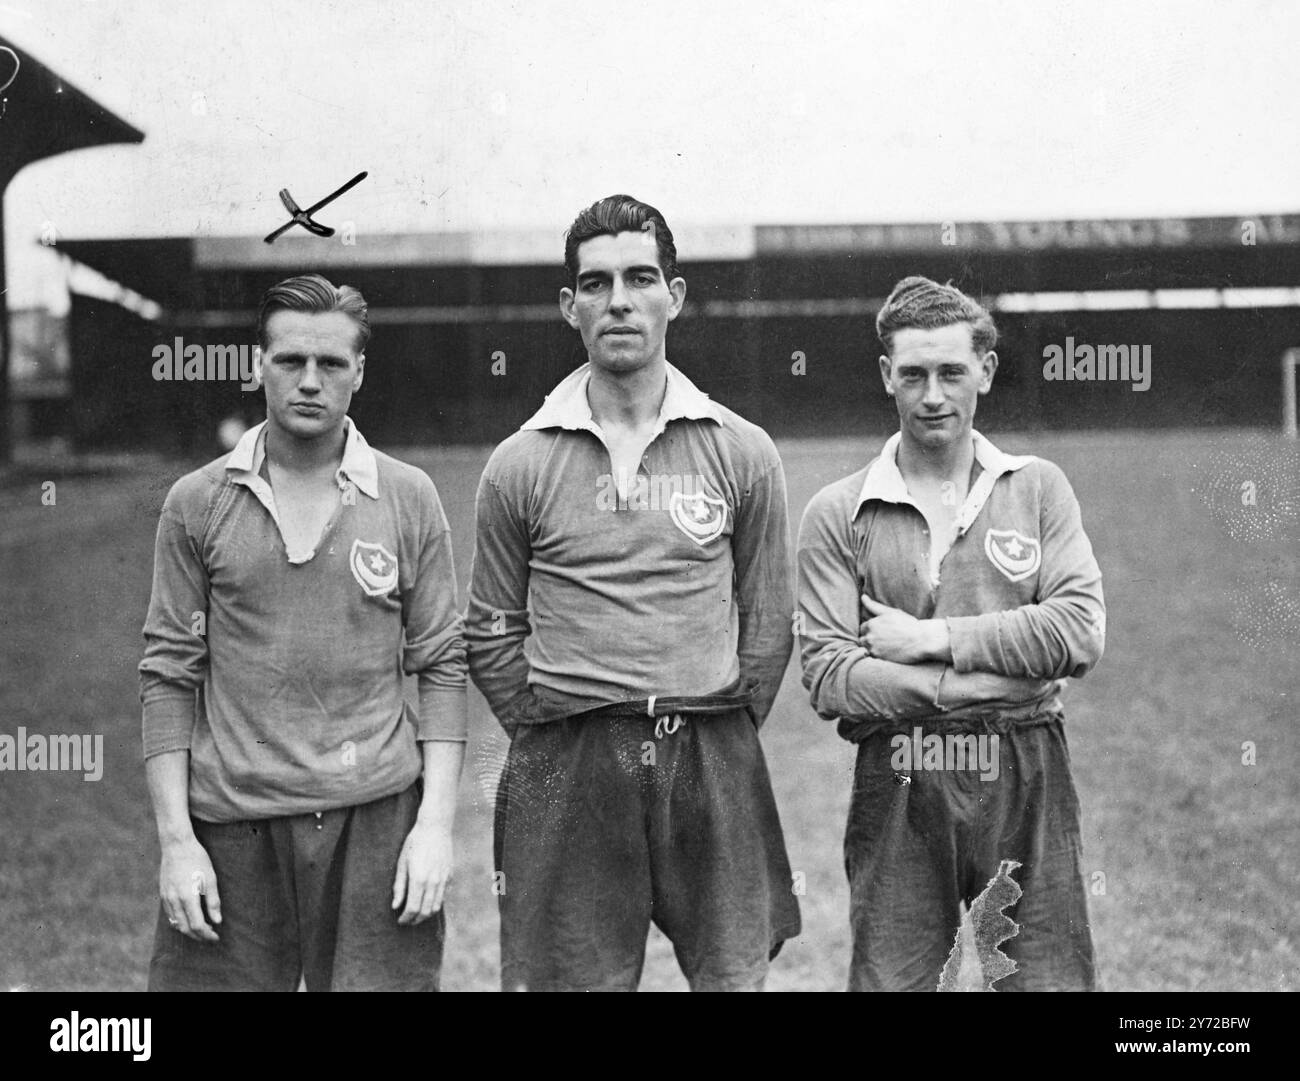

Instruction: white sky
[3,0,1298,308]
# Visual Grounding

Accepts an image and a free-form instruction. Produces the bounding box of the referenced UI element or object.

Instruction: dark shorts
[494,707,801,991]
[844,715,1095,992]
[149,781,444,992]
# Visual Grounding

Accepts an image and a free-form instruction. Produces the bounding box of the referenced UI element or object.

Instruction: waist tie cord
[654,713,685,739]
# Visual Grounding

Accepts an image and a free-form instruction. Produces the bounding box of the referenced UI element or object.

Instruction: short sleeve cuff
[416,682,469,742]
[141,686,197,759]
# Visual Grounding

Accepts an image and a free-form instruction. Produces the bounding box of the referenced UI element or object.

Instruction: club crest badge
[350,539,399,596]
[984,528,1041,582]
[668,486,728,546]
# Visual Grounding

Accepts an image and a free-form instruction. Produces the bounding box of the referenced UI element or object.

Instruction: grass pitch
[0,429,1295,991]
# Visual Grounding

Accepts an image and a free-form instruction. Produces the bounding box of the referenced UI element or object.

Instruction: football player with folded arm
[797,276,1105,991]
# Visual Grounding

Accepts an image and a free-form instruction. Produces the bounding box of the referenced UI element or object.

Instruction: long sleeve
[402,476,469,742]
[138,486,208,759]
[797,485,1049,723]
[464,468,536,725]
[732,455,795,725]
[947,463,1105,680]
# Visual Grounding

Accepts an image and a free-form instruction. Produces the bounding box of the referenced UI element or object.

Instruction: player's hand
[392,820,453,925]
[859,594,948,664]
[506,688,548,728]
[159,836,222,942]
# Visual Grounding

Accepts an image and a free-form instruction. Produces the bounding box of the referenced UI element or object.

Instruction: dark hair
[875,276,997,356]
[563,194,679,287]
[256,273,370,353]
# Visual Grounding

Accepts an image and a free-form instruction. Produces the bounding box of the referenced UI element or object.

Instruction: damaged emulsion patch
[938,859,1023,992]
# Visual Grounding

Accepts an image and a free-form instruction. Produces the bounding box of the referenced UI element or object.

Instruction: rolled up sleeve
[402,477,469,742]
[138,488,209,759]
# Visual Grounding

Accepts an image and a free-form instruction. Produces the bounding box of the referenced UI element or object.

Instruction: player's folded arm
[732,455,796,725]
[797,488,1054,723]
[946,462,1105,680]
[796,493,945,722]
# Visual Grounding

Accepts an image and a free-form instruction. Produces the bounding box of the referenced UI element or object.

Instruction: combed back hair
[256,273,370,353]
[563,194,679,287]
[875,275,997,356]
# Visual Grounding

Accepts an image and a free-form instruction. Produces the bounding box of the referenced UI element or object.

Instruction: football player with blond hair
[140,274,466,991]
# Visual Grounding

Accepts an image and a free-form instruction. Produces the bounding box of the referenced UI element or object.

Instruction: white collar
[855,429,1034,535]
[521,361,723,435]
[226,416,379,500]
